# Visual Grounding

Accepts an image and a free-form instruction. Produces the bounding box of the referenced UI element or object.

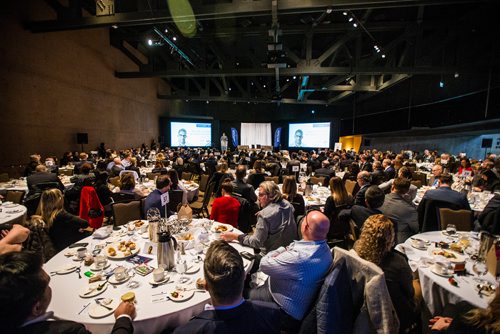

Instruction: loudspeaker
[77,133,88,144]
[481,138,492,148]
[363,138,371,146]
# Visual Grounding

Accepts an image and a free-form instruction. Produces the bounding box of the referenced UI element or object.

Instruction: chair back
[0,173,9,182]
[198,174,209,193]
[6,190,26,204]
[333,248,400,334]
[181,172,192,181]
[25,193,42,218]
[411,180,422,189]
[264,176,279,184]
[310,176,326,186]
[59,169,74,176]
[298,257,353,334]
[439,208,473,231]
[344,180,357,196]
[167,190,184,213]
[412,172,427,186]
[232,194,251,233]
[35,182,60,192]
[112,200,142,226]
[417,198,462,232]
[108,176,121,187]
[203,182,216,208]
[146,172,161,180]
[119,170,139,183]
[110,192,136,203]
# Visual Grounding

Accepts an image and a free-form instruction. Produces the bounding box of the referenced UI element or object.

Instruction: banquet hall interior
[1,0,500,334]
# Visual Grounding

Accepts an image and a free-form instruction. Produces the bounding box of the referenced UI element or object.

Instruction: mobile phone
[69,242,89,248]
[240,251,255,260]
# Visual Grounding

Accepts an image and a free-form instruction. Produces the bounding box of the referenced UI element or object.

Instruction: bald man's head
[302,210,330,241]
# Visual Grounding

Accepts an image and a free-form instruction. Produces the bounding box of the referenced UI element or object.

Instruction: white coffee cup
[94,255,107,270]
[153,267,165,282]
[77,247,87,259]
[140,224,148,234]
[114,266,127,281]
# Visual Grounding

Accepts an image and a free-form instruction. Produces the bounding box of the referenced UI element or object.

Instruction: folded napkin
[250,271,269,288]
[93,227,111,239]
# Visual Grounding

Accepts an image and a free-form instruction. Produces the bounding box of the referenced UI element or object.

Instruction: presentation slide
[170,121,212,147]
[288,122,331,148]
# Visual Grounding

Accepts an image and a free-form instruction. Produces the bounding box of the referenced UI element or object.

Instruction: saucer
[149,276,170,285]
[185,262,201,274]
[52,264,78,275]
[79,282,108,298]
[431,267,454,278]
[168,289,194,302]
[88,298,120,318]
[90,262,111,271]
[108,274,132,285]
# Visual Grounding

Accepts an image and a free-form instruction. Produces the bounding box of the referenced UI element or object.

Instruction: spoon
[95,298,113,310]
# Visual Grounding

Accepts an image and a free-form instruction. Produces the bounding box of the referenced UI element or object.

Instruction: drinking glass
[445,224,457,235]
[472,259,489,283]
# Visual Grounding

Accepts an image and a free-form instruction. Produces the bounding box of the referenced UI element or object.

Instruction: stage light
[353,23,358,28]
[439,81,444,88]
[343,11,348,16]
[348,17,353,22]
[173,36,177,41]
[454,72,459,78]
[326,8,333,14]
[381,54,386,58]
[147,39,153,46]
[311,110,315,114]
[263,84,266,88]
[293,76,297,80]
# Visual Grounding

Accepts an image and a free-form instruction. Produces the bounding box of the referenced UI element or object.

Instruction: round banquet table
[255,183,328,208]
[396,231,497,315]
[179,180,199,203]
[43,219,253,334]
[0,202,27,225]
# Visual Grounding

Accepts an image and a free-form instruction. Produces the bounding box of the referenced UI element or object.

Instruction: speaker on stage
[481,138,492,148]
[77,133,88,144]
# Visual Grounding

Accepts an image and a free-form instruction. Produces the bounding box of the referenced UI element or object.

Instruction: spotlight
[263,84,266,88]
[293,76,297,80]
[147,39,153,46]
[343,11,348,16]
[454,72,459,78]
[311,110,315,114]
[173,36,177,41]
[206,100,210,104]
[348,17,353,22]
[439,81,444,88]
[326,8,333,14]
[286,78,290,82]
[381,54,386,58]
[229,87,232,91]
[353,23,358,28]
[111,25,118,29]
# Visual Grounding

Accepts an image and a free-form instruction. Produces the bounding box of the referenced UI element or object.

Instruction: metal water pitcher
[157,229,177,270]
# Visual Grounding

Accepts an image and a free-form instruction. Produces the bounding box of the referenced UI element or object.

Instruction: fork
[95,298,113,310]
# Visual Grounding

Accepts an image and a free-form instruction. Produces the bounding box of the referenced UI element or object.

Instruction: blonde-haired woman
[282,175,305,219]
[40,189,89,251]
[354,214,416,333]
[221,181,296,255]
[323,176,353,239]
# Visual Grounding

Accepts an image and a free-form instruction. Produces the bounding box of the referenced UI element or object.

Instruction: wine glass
[445,224,457,235]
[472,258,489,283]
[176,259,188,284]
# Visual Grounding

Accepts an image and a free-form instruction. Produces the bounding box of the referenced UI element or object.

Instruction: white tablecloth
[44,220,252,334]
[0,202,27,225]
[397,231,496,315]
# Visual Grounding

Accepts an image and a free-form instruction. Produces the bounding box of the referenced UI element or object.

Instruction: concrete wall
[0,3,169,168]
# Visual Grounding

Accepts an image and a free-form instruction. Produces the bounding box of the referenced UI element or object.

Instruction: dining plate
[108,273,132,285]
[79,282,108,298]
[89,262,111,271]
[88,298,120,318]
[185,262,201,274]
[54,264,79,275]
[149,276,170,286]
[431,249,465,263]
[211,223,234,233]
[168,289,194,302]
[430,267,454,278]
[105,241,140,259]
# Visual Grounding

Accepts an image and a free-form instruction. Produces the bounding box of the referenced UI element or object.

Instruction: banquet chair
[197,174,210,196]
[110,192,136,203]
[0,173,9,182]
[108,176,121,188]
[264,176,279,184]
[119,170,139,183]
[417,198,462,232]
[438,208,473,231]
[410,180,422,189]
[79,186,104,229]
[181,172,192,181]
[298,257,353,334]
[167,190,184,213]
[412,172,427,187]
[310,176,326,186]
[190,182,215,218]
[59,169,74,176]
[146,172,161,180]
[6,190,25,204]
[112,200,142,227]
[332,247,400,334]
[344,179,357,197]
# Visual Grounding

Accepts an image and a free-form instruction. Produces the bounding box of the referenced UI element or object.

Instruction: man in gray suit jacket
[381,177,418,243]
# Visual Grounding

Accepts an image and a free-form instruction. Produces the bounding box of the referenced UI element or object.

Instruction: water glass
[445,224,457,235]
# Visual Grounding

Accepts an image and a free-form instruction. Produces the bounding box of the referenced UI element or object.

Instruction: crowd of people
[1,142,499,333]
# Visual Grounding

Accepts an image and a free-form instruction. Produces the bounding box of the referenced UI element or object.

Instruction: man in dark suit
[232,166,257,204]
[359,154,373,172]
[286,152,301,178]
[314,160,335,180]
[380,178,419,243]
[422,174,471,210]
[354,171,371,206]
[173,240,281,334]
[339,185,385,229]
[0,251,135,334]
[27,165,65,196]
[477,193,500,232]
[371,161,386,185]
[382,158,396,181]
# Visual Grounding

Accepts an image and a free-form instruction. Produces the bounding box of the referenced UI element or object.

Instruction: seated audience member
[143,175,173,218]
[281,175,305,220]
[422,174,471,210]
[73,152,94,174]
[172,157,186,176]
[380,178,418,243]
[27,165,65,196]
[94,171,113,208]
[344,161,360,181]
[475,169,500,193]
[152,160,168,174]
[44,157,59,174]
[383,158,396,181]
[247,160,267,191]
[221,181,296,255]
[430,164,443,187]
[167,169,188,204]
[70,162,95,186]
[0,224,30,255]
[108,157,125,177]
[359,154,373,172]
[125,157,141,176]
[323,176,352,221]
[354,214,417,334]
[118,173,146,200]
[285,153,301,178]
[371,161,386,185]
[210,180,241,228]
[476,193,500,232]
[378,166,418,203]
[0,251,135,334]
[429,289,499,334]
[457,158,474,177]
[23,154,41,177]
[354,171,372,206]
[338,185,385,229]
[173,240,281,334]
[314,160,335,180]
[59,151,73,167]
[232,165,258,204]
[208,163,234,198]
[248,210,332,331]
[40,189,90,251]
